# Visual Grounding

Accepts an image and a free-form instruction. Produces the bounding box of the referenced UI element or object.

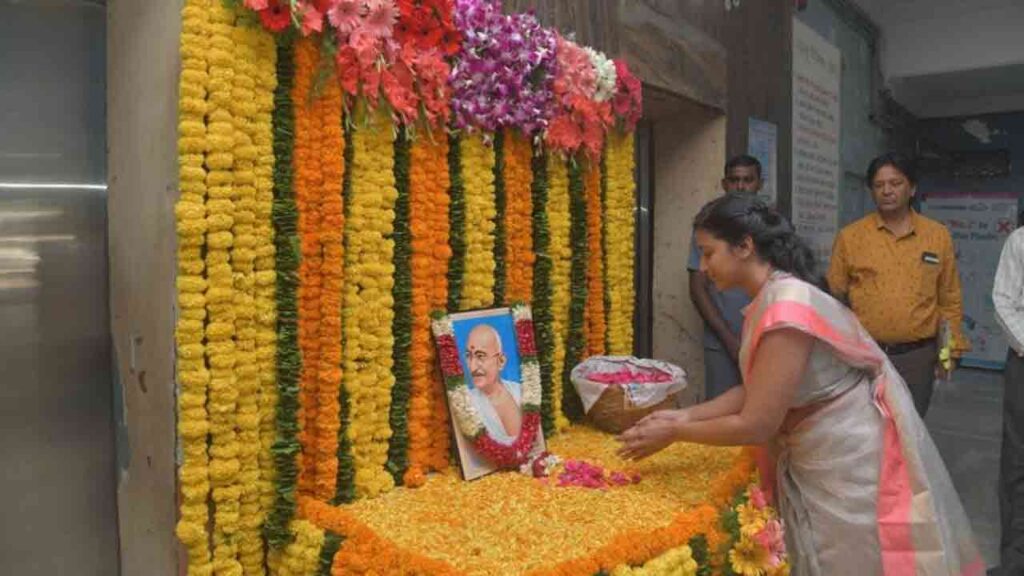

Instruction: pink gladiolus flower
[328,0,363,37]
[300,2,325,36]
[245,0,270,10]
[361,0,398,39]
[749,485,769,509]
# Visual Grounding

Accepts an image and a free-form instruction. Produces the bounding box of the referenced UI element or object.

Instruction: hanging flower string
[583,157,607,358]
[174,0,213,572]
[264,35,302,549]
[313,70,346,502]
[546,155,572,431]
[206,3,243,573]
[458,133,496,310]
[405,135,453,486]
[604,131,636,355]
[343,104,399,498]
[503,130,535,303]
[528,146,557,437]
[385,126,413,485]
[293,37,325,499]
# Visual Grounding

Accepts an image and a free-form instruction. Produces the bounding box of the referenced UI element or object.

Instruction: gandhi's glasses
[465,351,500,364]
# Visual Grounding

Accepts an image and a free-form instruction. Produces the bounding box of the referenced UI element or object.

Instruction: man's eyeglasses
[465,350,501,364]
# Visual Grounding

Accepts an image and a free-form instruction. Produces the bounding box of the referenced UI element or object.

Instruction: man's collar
[873,209,918,235]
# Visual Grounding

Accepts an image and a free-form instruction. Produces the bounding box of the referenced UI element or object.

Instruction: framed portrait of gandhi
[431,305,546,481]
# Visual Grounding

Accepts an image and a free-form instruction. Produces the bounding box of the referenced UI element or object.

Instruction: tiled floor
[925,368,1003,568]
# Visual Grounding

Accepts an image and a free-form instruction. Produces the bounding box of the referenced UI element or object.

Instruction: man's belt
[878,338,936,356]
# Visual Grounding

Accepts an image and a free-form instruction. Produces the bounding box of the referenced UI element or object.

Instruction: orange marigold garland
[292,37,323,499]
[503,129,534,303]
[583,157,607,357]
[313,70,346,502]
[406,135,452,483]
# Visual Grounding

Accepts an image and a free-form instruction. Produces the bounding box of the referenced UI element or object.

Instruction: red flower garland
[472,412,541,469]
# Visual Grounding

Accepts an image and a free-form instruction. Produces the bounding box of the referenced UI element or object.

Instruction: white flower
[431,316,454,337]
[520,361,543,406]
[448,386,484,437]
[585,47,617,102]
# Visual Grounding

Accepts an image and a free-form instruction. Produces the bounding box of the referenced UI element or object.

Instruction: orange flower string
[292,37,323,498]
[405,135,452,482]
[313,73,346,501]
[503,129,534,303]
[584,157,606,357]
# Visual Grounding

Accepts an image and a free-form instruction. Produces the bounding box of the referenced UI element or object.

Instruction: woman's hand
[616,409,691,461]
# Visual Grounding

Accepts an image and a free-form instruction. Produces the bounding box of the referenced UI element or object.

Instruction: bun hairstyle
[693,192,825,290]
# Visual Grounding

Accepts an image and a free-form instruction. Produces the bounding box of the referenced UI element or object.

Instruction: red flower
[515,320,537,356]
[258,0,293,32]
[613,59,643,130]
[335,45,361,96]
[471,412,541,468]
[436,334,463,376]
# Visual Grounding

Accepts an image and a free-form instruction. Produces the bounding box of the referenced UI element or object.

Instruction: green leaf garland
[265,37,300,549]
[492,130,507,305]
[333,115,357,505]
[386,126,413,485]
[446,133,466,312]
[529,144,556,437]
[563,157,588,422]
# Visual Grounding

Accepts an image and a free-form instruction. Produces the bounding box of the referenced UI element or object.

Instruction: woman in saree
[618,192,982,575]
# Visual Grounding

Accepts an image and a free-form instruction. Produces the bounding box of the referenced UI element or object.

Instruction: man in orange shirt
[827,152,969,417]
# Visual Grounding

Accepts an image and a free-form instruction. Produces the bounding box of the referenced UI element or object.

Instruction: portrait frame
[431,304,546,481]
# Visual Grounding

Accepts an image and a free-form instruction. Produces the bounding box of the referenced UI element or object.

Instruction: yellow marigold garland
[584,157,607,358]
[458,133,496,310]
[547,155,572,431]
[343,105,398,498]
[174,0,213,573]
[206,3,243,574]
[228,23,271,576]
[604,131,636,355]
[292,38,323,499]
[503,130,534,303]
[314,75,345,502]
[266,520,326,576]
[406,135,452,483]
[252,29,278,531]
[610,545,699,576]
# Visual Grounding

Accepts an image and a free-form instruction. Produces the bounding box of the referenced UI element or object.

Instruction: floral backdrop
[172,1,785,575]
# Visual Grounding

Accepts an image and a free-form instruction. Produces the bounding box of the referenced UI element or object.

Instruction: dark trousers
[1001,351,1024,575]
[887,341,938,417]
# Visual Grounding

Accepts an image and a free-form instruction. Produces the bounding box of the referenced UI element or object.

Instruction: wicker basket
[585,385,678,434]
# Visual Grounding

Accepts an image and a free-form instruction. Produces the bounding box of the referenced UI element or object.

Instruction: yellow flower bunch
[611,545,699,576]
[459,133,496,310]
[251,29,278,528]
[604,132,636,355]
[266,520,326,576]
[206,3,242,574]
[230,23,272,576]
[343,105,398,498]
[546,155,572,431]
[174,0,212,574]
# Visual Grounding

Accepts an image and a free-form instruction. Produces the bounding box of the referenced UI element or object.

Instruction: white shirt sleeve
[993,229,1024,356]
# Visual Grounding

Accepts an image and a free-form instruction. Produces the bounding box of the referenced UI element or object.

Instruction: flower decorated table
[295,428,759,575]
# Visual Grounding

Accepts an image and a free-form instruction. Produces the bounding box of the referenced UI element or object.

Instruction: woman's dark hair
[693,192,825,289]
[866,152,917,187]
